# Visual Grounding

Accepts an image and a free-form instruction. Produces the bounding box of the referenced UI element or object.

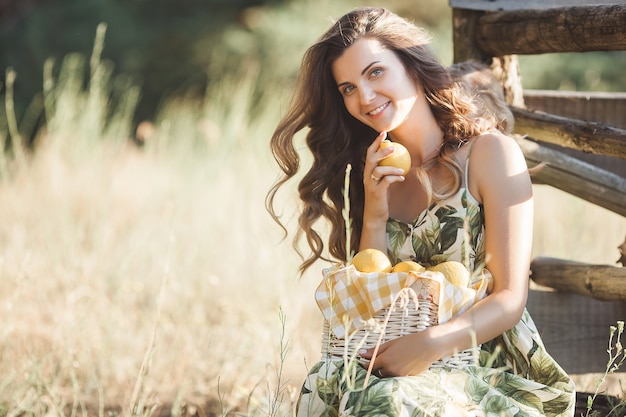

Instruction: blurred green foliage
[519,51,626,92]
[0,0,286,124]
[0,0,625,140]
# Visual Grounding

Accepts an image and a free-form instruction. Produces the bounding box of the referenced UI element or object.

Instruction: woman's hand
[359,331,438,377]
[362,132,407,221]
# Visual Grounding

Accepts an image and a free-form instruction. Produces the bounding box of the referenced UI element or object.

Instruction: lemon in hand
[378,140,411,176]
[351,249,393,273]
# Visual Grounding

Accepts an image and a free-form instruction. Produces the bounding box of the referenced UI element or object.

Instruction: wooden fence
[450,0,626,413]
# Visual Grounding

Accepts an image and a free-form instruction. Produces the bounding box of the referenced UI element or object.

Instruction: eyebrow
[336,61,382,89]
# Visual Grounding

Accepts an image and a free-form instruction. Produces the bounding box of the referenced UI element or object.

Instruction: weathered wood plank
[524,90,626,130]
[511,107,626,159]
[526,141,626,185]
[450,0,626,12]
[476,5,626,55]
[526,288,626,374]
[522,90,626,179]
[516,137,626,217]
[531,257,626,301]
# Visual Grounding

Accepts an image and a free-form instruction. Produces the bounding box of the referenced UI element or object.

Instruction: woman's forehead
[332,38,395,75]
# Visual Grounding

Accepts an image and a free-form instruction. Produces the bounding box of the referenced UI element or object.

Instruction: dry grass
[2,111,624,416]
[0,138,315,414]
[0,45,324,414]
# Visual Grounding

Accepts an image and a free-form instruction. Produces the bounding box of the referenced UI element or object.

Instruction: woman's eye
[370,68,383,77]
[342,85,355,95]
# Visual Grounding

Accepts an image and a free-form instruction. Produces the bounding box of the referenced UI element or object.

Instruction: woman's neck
[389,127,444,167]
[387,98,445,166]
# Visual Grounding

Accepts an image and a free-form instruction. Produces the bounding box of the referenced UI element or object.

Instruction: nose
[359,85,376,105]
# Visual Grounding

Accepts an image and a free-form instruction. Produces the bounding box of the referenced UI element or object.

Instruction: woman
[266,7,575,417]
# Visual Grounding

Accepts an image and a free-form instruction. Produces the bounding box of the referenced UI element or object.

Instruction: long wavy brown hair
[266,7,486,275]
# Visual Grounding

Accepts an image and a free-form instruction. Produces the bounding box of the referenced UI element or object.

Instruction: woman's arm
[361,132,534,376]
[359,132,407,252]
[428,132,533,355]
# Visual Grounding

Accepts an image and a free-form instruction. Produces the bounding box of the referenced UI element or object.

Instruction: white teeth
[368,102,388,116]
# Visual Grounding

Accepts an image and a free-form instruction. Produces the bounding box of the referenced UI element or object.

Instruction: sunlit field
[1,9,625,416]
[0,38,326,415]
[531,186,625,266]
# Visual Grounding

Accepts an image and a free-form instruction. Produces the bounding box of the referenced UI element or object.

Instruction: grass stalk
[4,68,26,168]
[85,23,107,144]
[342,164,354,264]
[42,58,56,131]
[126,237,172,417]
[217,377,234,417]
[586,321,625,417]
[266,308,291,417]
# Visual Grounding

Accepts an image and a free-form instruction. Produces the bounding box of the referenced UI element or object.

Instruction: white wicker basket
[320,297,480,369]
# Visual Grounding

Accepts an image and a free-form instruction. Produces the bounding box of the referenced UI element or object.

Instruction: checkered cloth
[315,264,492,338]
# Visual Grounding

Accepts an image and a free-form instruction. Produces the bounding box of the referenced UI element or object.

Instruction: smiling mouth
[367,102,390,116]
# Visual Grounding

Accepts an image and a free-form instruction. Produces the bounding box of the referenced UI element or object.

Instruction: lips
[367,102,390,117]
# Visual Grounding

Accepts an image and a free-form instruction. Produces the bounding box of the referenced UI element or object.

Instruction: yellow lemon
[378,140,412,176]
[391,261,426,273]
[351,249,392,273]
[428,261,470,287]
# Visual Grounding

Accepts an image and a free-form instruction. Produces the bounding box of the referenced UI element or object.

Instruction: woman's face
[331,37,423,135]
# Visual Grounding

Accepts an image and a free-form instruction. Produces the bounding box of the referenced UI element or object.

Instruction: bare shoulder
[470,131,527,172]
[468,132,530,202]
[471,131,522,155]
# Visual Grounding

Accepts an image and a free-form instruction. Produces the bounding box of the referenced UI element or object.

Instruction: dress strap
[464,137,480,186]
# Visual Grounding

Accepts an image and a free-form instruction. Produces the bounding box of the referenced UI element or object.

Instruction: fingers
[359,348,386,378]
[358,348,373,359]
[359,344,387,368]
[369,166,406,183]
[366,131,391,163]
[365,132,405,185]
[367,131,387,153]
[363,132,404,224]
[359,343,403,378]
[359,334,433,377]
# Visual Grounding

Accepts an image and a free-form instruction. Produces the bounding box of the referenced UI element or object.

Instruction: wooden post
[452,8,489,63]
[452,8,525,108]
[490,55,525,108]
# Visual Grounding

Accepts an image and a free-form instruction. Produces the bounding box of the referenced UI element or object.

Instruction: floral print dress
[297,161,576,416]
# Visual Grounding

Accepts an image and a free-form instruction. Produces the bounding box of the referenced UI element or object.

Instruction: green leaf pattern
[386,189,485,271]
[387,221,412,266]
[298,189,576,416]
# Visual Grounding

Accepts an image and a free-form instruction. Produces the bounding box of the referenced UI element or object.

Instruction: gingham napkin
[315,263,492,338]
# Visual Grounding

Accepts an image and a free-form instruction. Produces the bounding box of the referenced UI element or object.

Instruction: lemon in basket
[428,261,470,287]
[391,261,426,273]
[351,248,392,273]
